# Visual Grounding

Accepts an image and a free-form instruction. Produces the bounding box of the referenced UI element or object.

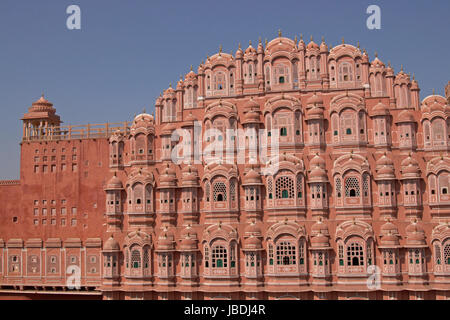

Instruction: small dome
[310,233,330,248]
[244,98,260,110]
[306,93,323,106]
[310,154,326,168]
[32,95,53,107]
[307,39,319,50]
[306,105,324,119]
[180,237,197,251]
[309,166,328,182]
[245,44,256,55]
[185,69,197,81]
[181,165,199,187]
[105,174,124,190]
[311,219,329,235]
[377,154,394,167]
[104,236,120,251]
[430,100,444,113]
[396,110,416,123]
[381,221,399,234]
[242,110,261,125]
[132,113,154,130]
[244,221,262,237]
[370,56,385,68]
[243,235,262,250]
[156,232,175,251]
[243,169,262,185]
[380,232,400,247]
[371,101,390,116]
[400,155,420,179]
[159,164,177,186]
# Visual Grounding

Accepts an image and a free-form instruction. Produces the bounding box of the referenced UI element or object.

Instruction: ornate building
[0,34,449,300]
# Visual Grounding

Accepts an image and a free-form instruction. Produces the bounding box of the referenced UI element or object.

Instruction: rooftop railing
[22,122,131,142]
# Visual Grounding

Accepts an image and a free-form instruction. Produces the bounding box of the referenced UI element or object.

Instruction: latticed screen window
[345,177,360,197]
[363,174,369,196]
[445,244,450,265]
[126,250,129,268]
[347,242,364,266]
[212,246,227,268]
[296,175,303,198]
[435,244,441,264]
[204,246,209,267]
[213,182,227,202]
[267,178,273,199]
[143,249,149,268]
[336,178,342,197]
[268,244,274,265]
[205,182,210,202]
[230,180,236,202]
[276,176,294,199]
[299,241,305,265]
[339,245,344,265]
[131,250,141,268]
[276,241,296,265]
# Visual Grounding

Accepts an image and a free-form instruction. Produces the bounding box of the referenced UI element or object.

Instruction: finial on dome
[278,29,282,37]
[219,44,222,54]
[249,39,252,46]
[375,51,378,58]
[258,36,261,44]
[294,35,297,43]
[238,42,241,49]
[357,41,360,49]
[412,73,415,81]
[142,108,146,114]
[400,64,403,72]
[388,61,391,67]
[190,65,193,71]
[342,37,344,44]
[169,82,172,88]
[433,88,435,95]
[310,35,313,41]
[265,38,268,46]
[321,36,324,42]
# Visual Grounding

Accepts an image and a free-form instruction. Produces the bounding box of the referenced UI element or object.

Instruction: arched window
[131,249,141,269]
[212,245,227,268]
[347,242,364,266]
[445,243,450,265]
[213,181,227,202]
[338,62,353,82]
[345,177,360,197]
[276,241,296,265]
[276,176,294,199]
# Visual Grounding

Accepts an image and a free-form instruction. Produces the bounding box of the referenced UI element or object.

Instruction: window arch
[276,176,294,199]
[276,241,296,265]
[345,177,360,197]
[347,242,364,266]
[338,62,353,83]
[213,181,227,202]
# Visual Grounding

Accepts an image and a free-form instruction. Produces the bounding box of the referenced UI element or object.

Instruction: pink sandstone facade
[1,34,450,300]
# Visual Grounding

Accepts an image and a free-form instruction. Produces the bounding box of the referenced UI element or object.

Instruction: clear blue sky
[0,0,449,179]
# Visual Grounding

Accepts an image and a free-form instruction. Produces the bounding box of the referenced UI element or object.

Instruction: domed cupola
[375,153,395,180]
[405,220,426,247]
[379,221,400,247]
[243,168,262,186]
[400,155,421,180]
[105,173,124,191]
[306,36,319,50]
[159,163,177,188]
[371,100,390,117]
[181,164,199,187]
[131,112,155,131]
[103,235,120,252]
[22,94,61,141]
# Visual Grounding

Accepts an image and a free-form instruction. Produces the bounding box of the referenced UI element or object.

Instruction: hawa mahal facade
[0,33,450,300]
